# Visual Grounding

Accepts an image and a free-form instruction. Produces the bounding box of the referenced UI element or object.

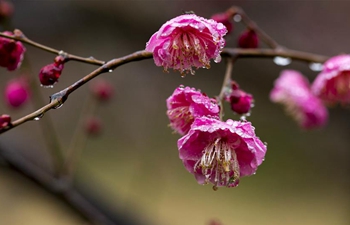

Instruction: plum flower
[311,55,350,104]
[178,117,267,190]
[167,86,219,135]
[271,70,328,129]
[146,14,227,75]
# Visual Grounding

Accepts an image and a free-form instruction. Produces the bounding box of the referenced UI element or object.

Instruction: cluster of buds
[38,55,65,87]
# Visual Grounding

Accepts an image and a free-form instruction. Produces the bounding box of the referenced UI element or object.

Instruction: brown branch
[0,30,105,66]
[0,48,327,135]
[0,145,142,225]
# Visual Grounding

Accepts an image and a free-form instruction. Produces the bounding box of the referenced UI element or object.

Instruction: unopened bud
[238,30,259,48]
[4,77,30,108]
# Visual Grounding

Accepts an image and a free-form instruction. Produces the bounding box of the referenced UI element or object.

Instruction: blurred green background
[0,1,349,225]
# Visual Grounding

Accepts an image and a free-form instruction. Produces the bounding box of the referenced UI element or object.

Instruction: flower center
[167,106,193,133]
[169,29,213,75]
[194,138,240,189]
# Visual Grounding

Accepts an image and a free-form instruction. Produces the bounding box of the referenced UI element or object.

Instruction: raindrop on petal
[273,56,292,66]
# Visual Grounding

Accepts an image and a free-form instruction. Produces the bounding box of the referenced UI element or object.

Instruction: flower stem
[218,57,236,120]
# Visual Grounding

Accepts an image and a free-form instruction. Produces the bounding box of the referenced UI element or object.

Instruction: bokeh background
[0,1,349,225]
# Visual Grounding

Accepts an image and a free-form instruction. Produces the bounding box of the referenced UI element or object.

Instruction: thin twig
[0,30,105,66]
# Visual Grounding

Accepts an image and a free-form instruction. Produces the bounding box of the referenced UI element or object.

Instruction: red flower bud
[0,31,25,71]
[84,116,102,136]
[90,79,114,102]
[4,77,30,108]
[0,114,11,129]
[238,30,259,48]
[38,63,64,87]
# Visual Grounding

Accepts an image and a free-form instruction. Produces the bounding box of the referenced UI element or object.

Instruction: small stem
[218,57,236,120]
[0,30,105,66]
[227,6,281,49]
[62,94,99,183]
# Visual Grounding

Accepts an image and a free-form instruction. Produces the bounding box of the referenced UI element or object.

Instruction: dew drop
[214,55,222,63]
[50,90,67,109]
[40,84,54,88]
[273,56,292,66]
[233,14,242,22]
[264,142,268,146]
[309,62,323,71]
[108,69,113,73]
[179,84,185,88]
[34,113,44,121]
[240,115,246,121]
[89,56,95,60]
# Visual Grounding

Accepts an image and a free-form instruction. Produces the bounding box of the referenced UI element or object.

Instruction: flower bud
[238,30,259,48]
[4,77,30,108]
[90,79,114,102]
[0,114,11,129]
[0,31,25,71]
[226,81,254,115]
[211,12,233,34]
[0,0,13,21]
[84,116,102,136]
[38,56,66,87]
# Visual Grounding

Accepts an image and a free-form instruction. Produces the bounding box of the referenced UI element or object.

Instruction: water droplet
[89,56,95,60]
[264,142,268,146]
[50,90,67,109]
[214,55,222,63]
[309,62,323,71]
[40,84,54,88]
[273,56,292,66]
[253,172,256,175]
[108,69,113,73]
[240,115,246,121]
[179,84,185,88]
[34,113,44,121]
[233,14,242,22]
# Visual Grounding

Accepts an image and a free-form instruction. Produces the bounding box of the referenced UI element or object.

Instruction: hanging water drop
[214,55,222,63]
[34,113,44,121]
[273,56,292,66]
[108,69,113,73]
[50,90,67,109]
[240,115,246,121]
[309,62,323,72]
[233,14,242,22]
[40,84,54,88]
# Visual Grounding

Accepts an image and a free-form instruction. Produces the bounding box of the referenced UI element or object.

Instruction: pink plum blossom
[146,14,227,75]
[178,117,267,189]
[0,31,25,71]
[271,70,328,129]
[311,55,350,104]
[4,77,30,108]
[166,86,219,135]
